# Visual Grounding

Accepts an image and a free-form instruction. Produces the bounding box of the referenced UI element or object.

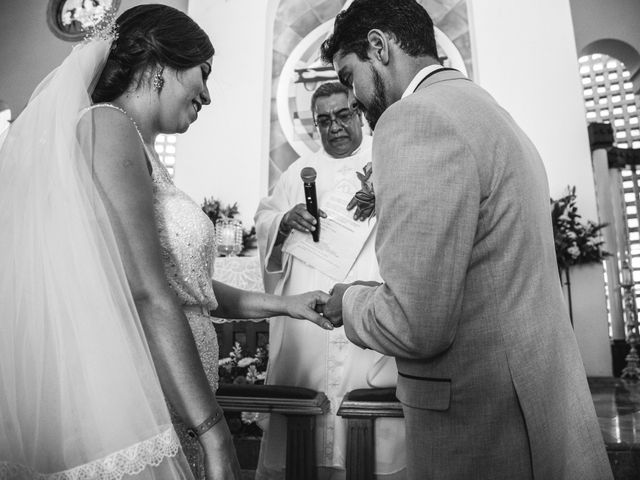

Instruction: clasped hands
[300,280,381,329]
[279,204,379,328]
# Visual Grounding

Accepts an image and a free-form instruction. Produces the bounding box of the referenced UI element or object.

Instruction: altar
[212,254,269,356]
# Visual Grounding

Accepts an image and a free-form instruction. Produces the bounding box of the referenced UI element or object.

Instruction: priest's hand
[346,195,374,221]
[280,203,327,236]
[324,281,382,327]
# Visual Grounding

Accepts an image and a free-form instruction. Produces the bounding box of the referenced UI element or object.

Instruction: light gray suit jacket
[342,70,612,479]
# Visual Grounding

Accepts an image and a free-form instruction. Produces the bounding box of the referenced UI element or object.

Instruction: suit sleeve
[342,99,481,360]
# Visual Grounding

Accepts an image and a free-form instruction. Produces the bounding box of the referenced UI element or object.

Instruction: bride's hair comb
[82,8,119,44]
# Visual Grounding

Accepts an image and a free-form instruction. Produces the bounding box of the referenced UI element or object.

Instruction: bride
[0,4,331,480]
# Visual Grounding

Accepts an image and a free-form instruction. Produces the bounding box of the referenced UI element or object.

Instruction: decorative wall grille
[154,134,177,177]
[580,54,640,328]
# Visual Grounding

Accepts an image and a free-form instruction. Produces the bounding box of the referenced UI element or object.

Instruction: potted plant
[551,186,610,325]
[217,342,268,468]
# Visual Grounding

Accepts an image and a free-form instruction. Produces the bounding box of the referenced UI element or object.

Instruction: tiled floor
[590,377,640,446]
[589,377,640,479]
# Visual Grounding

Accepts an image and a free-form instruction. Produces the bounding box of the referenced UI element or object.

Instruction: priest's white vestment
[254,136,406,478]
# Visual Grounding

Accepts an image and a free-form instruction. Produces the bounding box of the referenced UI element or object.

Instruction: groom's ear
[366,29,390,65]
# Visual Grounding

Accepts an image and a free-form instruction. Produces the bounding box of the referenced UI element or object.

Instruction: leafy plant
[218,341,268,386]
[218,342,268,434]
[551,186,610,271]
[202,197,240,224]
[347,162,375,220]
[201,197,257,254]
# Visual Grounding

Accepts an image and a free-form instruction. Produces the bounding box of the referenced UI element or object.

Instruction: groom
[320,1,612,479]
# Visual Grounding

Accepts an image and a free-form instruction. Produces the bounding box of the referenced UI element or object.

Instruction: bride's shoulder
[78,104,143,151]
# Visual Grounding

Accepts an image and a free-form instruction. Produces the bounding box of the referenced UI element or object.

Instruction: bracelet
[186,406,225,439]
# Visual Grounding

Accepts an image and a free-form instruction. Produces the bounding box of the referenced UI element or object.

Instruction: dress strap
[84,103,154,176]
[84,103,145,145]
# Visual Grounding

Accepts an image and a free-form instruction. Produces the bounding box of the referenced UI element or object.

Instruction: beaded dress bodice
[83,104,220,479]
[145,137,220,480]
[145,146,220,389]
[147,152,218,311]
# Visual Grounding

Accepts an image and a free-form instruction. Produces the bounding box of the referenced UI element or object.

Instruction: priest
[254,81,405,480]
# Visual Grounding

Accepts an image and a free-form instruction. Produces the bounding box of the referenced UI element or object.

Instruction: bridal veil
[0,37,194,479]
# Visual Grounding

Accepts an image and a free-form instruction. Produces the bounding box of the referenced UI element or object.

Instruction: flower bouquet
[347,161,375,220]
[218,342,268,434]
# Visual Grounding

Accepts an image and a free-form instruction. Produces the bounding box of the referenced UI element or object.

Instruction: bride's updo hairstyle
[92,4,214,103]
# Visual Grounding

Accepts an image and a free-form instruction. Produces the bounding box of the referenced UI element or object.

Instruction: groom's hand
[324,281,382,327]
[323,283,349,327]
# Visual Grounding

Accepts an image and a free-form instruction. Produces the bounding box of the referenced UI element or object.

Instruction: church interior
[1,0,640,478]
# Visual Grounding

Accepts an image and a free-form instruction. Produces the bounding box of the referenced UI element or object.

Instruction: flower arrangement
[550,186,610,271]
[347,162,375,220]
[218,342,268,433]
[218,341,268,385]
[202,197,257,253]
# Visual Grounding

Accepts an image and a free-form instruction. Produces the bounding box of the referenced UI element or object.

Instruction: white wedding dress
[85,102,222,478]
[144,118,221,479]
[0,40,215,480]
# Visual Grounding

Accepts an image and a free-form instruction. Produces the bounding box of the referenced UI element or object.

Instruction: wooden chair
[337,388,404,480]
[217,384,329,480]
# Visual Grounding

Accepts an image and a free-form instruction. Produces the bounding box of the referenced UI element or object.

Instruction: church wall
[0,0,187,120]
[178,0,273,225]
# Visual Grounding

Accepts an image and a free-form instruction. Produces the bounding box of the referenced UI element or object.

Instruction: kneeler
[216,384,329,480]
[337,388,404,480]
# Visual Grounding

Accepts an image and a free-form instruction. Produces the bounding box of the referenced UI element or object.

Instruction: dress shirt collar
[401,64,446,99]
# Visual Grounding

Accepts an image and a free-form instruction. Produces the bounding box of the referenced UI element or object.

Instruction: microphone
[300,167,320,242]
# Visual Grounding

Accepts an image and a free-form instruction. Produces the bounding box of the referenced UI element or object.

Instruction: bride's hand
[285,290,333,329]
[200,419,242,479]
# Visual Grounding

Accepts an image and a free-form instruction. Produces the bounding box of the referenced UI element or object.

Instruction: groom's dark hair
[320,0,438,64]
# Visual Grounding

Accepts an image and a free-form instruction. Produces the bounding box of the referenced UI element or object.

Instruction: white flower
[567,246,580,258]
[218,357,232,366]
[241,411,259,425]
[237,357,256,368]
[61,11,73,26]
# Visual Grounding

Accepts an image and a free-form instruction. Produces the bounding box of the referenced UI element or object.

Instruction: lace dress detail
[0,428,180,480]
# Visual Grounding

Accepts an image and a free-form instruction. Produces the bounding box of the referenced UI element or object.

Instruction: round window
[46,0,121,42]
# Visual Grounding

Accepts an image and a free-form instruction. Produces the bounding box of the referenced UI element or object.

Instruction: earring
[153,67,165,92]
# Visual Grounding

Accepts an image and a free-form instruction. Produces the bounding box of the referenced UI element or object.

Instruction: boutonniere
[347,162,375,221]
